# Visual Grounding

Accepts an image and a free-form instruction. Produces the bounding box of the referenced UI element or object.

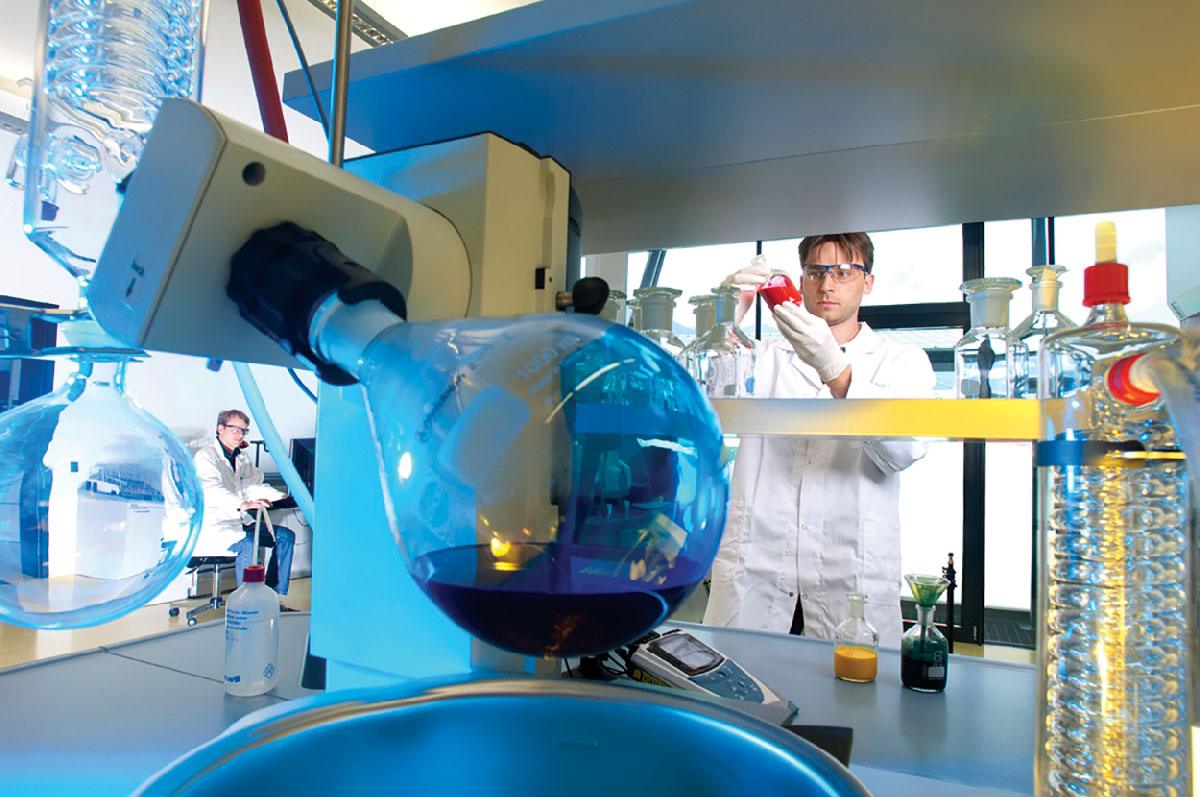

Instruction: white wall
[0,0,376,471]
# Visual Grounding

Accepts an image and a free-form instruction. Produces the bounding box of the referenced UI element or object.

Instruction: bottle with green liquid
[901,574,950,692]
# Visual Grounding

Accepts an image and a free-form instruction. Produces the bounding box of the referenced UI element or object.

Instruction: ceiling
[369,0,540,36]
[280,0,1200,253]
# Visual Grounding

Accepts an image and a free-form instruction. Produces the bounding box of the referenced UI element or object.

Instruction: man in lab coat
[194,410,296,595]
[703,233,936,648]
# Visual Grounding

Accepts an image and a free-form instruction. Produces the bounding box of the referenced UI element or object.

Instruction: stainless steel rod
[327,0,354,166]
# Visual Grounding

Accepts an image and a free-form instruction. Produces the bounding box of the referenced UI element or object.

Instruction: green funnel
[905,574,949,608]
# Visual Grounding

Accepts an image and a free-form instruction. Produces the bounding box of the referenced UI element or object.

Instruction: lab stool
[168,556,238,626]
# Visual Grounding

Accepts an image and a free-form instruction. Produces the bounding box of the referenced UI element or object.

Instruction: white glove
[772,302,850,383]
[721,255,772,324]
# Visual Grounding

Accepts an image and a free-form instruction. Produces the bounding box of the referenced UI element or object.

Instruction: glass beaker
[900,574,949,693]
[955,277,1026,398]
[632,287,686,359]
[13,0,207,286]
[1013,265,1075,398]
[833,592,878,683]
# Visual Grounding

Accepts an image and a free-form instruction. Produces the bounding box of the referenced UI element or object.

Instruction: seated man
[193,409,295,596]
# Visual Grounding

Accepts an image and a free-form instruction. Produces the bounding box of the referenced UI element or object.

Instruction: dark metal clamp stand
[943,552,957,653]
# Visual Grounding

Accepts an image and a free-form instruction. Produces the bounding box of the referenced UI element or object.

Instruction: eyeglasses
[222,424,250,435]
[800,263,869,283]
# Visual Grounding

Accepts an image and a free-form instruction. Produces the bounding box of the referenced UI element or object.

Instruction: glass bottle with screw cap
[1012,265,1075,398]
[955,278,1026,398]
[224,564,280,697]
[833,592,879,683]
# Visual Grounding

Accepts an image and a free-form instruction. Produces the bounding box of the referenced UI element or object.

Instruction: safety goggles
[800,263,869,283]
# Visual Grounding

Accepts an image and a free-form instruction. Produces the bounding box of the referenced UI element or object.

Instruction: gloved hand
[722,254,772,324]
[773,301,850,383]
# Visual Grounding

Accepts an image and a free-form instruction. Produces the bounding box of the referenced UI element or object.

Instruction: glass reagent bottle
[955,278,1026,398]
[632,287,686,359]
[833,592,879,683]
[685,287,755,398]
[900,574,949,693]
[1012,265,1075,398]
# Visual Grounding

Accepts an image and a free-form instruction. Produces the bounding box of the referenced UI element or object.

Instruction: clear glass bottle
[900,574,949,693]
[686,287,755,398]
[632,287,686,359]
[833,592,878,683]
[680,294,716,372]
[955,277,1026,398]
[12,0,208,286]
[1035,222,1192,796]
[1013,265,1075,398]
[600,289,627,325]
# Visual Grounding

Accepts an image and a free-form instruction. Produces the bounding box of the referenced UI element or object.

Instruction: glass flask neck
[915,604,936,628]
[639,298,676,333]
[1083,301,1130,327]
[1030,278,1062,313]
[602,291,627,324]
[74,357,127,392]
[691,301,716,337]
[848,596,866,620]
[967,292,1012,329]
[712,293,737,324]
[310,297,403,380]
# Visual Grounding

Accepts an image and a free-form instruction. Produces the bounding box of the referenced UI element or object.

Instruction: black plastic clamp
[228,222,407,385]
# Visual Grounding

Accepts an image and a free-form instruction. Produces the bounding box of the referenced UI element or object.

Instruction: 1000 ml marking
[517,335,583,394]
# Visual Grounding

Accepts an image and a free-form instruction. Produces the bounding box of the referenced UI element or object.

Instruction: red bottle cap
[1082,262,1130,307]
[1106,354,1158,407]
[243,565,266,583]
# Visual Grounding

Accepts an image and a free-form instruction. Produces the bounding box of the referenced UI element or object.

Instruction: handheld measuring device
[627,630,789,707]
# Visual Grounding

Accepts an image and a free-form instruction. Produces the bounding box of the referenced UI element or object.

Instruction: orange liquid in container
[833,645,878,683]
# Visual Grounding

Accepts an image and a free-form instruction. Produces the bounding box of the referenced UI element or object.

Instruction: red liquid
[759,273,802,309]
[414,543,702,658]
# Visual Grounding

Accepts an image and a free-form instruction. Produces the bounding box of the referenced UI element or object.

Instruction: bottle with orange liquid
[833,592,879,683]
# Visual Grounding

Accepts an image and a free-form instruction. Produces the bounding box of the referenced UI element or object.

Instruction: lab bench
[0,613,1032,796]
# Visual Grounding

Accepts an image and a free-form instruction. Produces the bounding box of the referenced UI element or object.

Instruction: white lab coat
[193,440,285,556]
[704,324,936,648]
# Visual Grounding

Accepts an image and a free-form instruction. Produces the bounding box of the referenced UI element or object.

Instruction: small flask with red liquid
[759,269,802,310]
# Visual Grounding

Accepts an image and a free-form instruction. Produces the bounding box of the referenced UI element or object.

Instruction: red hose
[236,0,290,143]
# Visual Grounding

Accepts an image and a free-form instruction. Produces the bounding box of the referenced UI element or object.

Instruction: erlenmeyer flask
[0,352,203,628]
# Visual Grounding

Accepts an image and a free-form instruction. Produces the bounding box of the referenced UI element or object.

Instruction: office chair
[168,555,238,626]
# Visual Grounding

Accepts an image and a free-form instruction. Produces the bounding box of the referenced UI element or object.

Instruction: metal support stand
[328,0,354,167]
[943,552,958,653]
